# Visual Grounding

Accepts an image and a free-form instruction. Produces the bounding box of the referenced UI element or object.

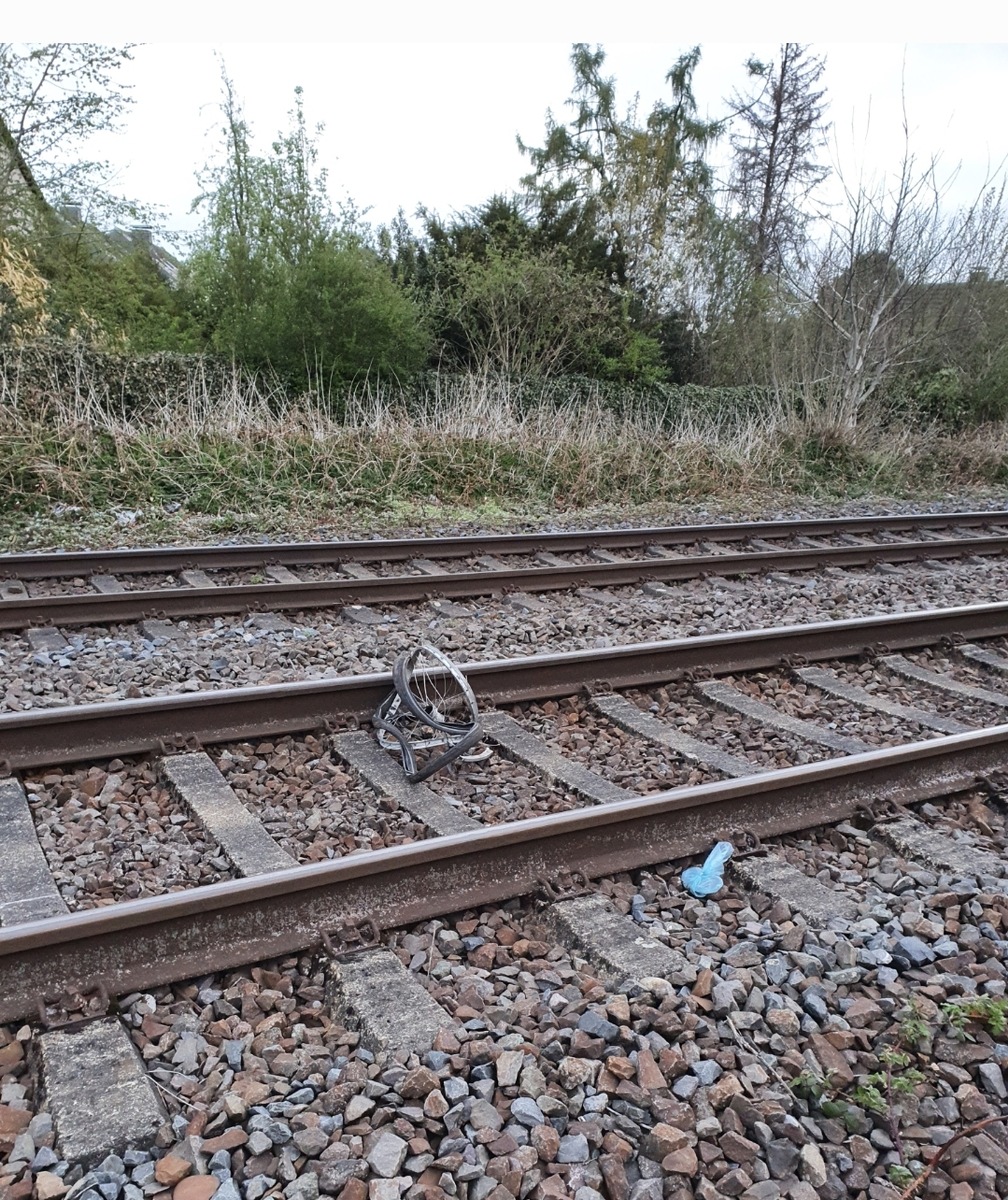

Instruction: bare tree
[729,44,830,279]
[780,137,1008,435]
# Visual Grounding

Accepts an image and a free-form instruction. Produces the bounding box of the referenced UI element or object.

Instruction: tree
[0,43,137,232]
[187,73,429,389]
[39,231,200,352]
[432,245,662,380]
[519,44,721,312]
[188,72,320,353]
[782,144,1008,435]
[729,43,830,279]
[380,193,616,300]
[383,195,663,381]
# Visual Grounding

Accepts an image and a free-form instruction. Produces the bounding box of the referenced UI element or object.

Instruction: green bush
[427,246,665,382]
[39,227,203,353]
[188,236,430,391]
[895,358,1008,430]
[968,351,1008,424]
[186,80,430,393]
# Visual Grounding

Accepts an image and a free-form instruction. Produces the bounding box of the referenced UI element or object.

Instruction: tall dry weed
[1,358,1006,517]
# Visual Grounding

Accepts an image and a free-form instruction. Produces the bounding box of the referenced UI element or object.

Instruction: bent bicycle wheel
[373,643,488,782]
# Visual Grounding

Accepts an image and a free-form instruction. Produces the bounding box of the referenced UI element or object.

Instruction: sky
[8,11,1008,252]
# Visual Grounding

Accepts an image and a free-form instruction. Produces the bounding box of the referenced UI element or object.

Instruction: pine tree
[729,43,830,278]
[519,44,721,310]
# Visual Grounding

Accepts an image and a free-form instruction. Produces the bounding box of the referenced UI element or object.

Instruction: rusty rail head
[0,720,1005,1023]
[3,600,1008,769]
[0,509,1004,579]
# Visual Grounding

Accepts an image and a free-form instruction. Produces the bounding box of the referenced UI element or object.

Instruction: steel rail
[3,600,1008,769]
[0,721,1004,1023]
[3,534,1008,633]
[2,509,1005,580]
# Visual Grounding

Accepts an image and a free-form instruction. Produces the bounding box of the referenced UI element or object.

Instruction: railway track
[3,593,1008,1195]
[2,599,1008,1011]
[2,509,1006,632]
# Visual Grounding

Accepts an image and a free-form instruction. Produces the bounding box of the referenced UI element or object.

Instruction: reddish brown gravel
[514,696,717,792]
[214,735,432,862]
[25,759,237,910]
[419,755,584,824]
[621,684,835,769]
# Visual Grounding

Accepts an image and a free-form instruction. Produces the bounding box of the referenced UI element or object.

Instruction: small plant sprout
[942,995,1008,1040]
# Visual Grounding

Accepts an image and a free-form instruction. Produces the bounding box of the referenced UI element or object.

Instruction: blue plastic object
[681,841,734,898]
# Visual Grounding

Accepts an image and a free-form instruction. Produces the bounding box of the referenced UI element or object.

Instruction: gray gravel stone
[316,1160,367,1195]
[800,1144,828,1188]
[767,1139,800,1178]
[221,1039,244,1071]
[247,1130,273,1156]
[978,1062,1007,1099]
[557,1133,590,1163]
[891,935,936,968]
[629,1181,663,1200]
[510,1097,545,1127]
[365,1130,408,1178]
[284,1174,319,1200]
[691,1059,723,1085]
[467,1099,503,1132]
[7,1133,33,1163]
[31,1147,60,1171]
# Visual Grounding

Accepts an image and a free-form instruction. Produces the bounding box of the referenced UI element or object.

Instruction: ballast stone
[365,1130,408,1178]
[891,935,935,969]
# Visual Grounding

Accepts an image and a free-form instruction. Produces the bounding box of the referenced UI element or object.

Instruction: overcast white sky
[10,8,1008,250]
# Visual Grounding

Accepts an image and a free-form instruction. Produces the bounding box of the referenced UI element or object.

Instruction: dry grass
[2,356,1007,544]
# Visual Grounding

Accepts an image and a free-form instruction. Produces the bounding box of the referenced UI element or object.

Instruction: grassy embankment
[2,351,1008,550]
